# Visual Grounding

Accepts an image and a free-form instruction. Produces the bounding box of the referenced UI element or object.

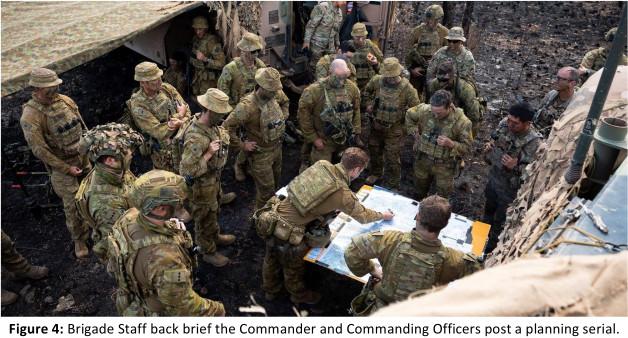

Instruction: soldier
[302,1,345,73]
[534,67,579,138]
[190,16,226,95]
[406,4,449,97]
[349,22,384,91]
[427,27,476,84]
[1,230,49,306]
[128,61,191,173]
[405,90,473,200]
[223,68,289,210]
[298,59,362,164]
[426,60,482,137]
[483,102,540,253]
[107,170,225,316]
[179,89,236,267]
[20,68,91,259]
[253,147,394,304]
[579,27,628,80]
[163,51,188,97]
[344,195,481,315]
[315,40,357,82]
[363,57,420,189]
[75,123,144,262]
[218,32,266,182]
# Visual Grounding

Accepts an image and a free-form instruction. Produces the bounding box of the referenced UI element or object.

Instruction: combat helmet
[192,16,209,29]
[128,170,189,219]
[425,4,444,20]
[79,122,144,163]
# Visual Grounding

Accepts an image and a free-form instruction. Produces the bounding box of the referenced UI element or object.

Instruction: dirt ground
[1,1,623,316]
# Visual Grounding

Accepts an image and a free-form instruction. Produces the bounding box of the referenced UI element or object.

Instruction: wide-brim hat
[134,61,163,82]
[255,67,283,91]
[446,27,466,42]
[380,57,402,77]
[237,32,264,52]
[351,22,368,37]
[29,68,62,88]
[197,88,233,114]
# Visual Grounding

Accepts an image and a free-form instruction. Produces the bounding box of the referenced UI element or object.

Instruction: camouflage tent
[1,1,202,96]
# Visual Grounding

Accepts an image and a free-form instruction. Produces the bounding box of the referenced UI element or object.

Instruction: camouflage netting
[1,1,201,96]
[207,1,262,59]
[373,252,628,316]
[488,66,628,266]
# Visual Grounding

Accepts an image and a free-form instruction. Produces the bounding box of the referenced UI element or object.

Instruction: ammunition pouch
[323,120,349,145]
[273,219,305,246]
[252,196,281,239]
[350,278,377,316]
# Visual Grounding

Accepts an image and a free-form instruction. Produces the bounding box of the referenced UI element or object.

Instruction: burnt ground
[1,2,623,316]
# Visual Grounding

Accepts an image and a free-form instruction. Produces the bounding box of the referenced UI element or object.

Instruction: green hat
[380,57,402,77]
[29,68,62,88]
[605,27,617,42]
[79,123,144,163]
[446,27,466,42]
[192,16,209,29]
[197,88,233,114]
[134,61,163,82]
[129,170,188,217]
[351,22,368,37]
[237,32,264,52]
[425,4,444,20]
[255,67,282,91]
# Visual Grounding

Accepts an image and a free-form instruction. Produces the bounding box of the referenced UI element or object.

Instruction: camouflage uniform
[363,58,420,188]
[405,104,473,199]
[223,68,289,209]
[426,77,482,136]
[303,1,343,71]
[190,17,226,95]
[107,170,225,316]
[427,27,475,84]
[129,62,191,172]
[163,67,187,98]
[580,48,628,72]
[316,54,358,82]
[256,160,384,302]
[298,76,361,163]
[20,68,90,251]
[349,23,384,91]
[533,89,575,138]
[345,229,481,315]
[407,15,448,97]
[483,118,541,252]
[2,230,37,277]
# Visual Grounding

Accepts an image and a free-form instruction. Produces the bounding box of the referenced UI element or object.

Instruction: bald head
[330,59,350,77]
[558,67,578,82]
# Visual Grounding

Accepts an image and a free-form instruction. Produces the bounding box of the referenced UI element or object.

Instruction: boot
[20,265,49,280]
[290,290,321,305]
[1,289,18,306]
[202,252,230,267]
[365,175,379,185]
[74,240,89,259]
[215,234,236,246]
[220,192,237,205]
[234,163,246,182]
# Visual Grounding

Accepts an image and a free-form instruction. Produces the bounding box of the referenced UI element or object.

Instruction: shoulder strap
[58,95,88,129]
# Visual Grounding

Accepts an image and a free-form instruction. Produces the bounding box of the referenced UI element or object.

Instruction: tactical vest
[374,233,448,304]
[352,41,378,87]
[489,122,541,188]
[287,160,343,216]
[128,84,181,135]
[374,78,404,124]
[106,210,193,316]
[192,35,220,81]
[258,96,286,143]
[534,90,572,136]
[415,26,441,57]
[310,2,341,49]
[417,109,462,160]
[24,95,86,158]
[229,58,264,105]
[181,121,230,181]
[320,82,354,144]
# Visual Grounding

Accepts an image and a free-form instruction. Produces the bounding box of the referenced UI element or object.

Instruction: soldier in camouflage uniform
[190,16,226,95]
[315,41,357,82]
[223,68,289,209]
[344,195,481,315]
[179,89,236,267]
[298,59,362,164]
[75,123,144,262]
[483,102,541,253]
[349,22,384,91]
[406,4,449,98]
[426,61,482,137]
[218,32,266,182]
[303,1,345,73]
[163,51,188,97]
[363,57,420,189]
[253,148,394,304]
[534,67,579,138]
[1,230,49,306]
[579,28,628,80]
[405,90,473,200]
[129,61,191,172]
[427,27,476,84]
[20,68,91,259]
[107,170,225,316]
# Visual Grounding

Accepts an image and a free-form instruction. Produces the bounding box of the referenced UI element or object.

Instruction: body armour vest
[417,108,464,159]
[374,78,406,124]
[258,95,286,143]
[287,160,343,216]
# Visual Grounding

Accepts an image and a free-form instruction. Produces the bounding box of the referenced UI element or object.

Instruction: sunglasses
[448,40,462,44]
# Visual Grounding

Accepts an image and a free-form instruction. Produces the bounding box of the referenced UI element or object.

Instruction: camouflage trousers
[413,153,459,200]
[308,40,335,74]
[310,138,345,163]
[248,145,282,210]
[51,169,88,241]
[91,225,112,262]
[1,230,31,275]
[190,179,222,254]
[368,123,404,188]
[482,178,517,253]
[262,237,310,298]
[150,147,176,173]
